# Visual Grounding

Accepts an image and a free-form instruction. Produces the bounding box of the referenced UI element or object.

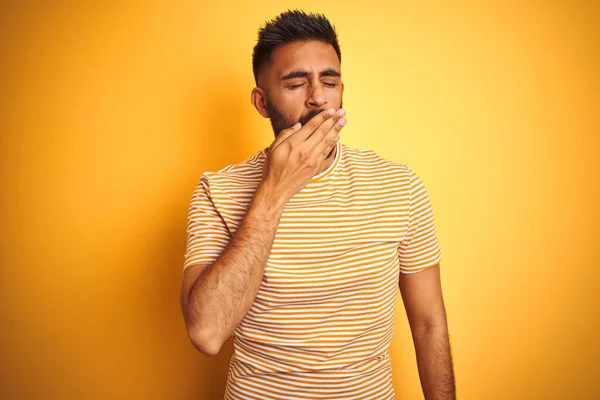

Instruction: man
[180,9,456,400]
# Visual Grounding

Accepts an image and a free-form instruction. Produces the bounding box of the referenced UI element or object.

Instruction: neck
[317,144,337,175]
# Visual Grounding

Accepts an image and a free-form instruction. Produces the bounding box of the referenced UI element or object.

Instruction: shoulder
[340,143,416,182]
[197,149,265,193]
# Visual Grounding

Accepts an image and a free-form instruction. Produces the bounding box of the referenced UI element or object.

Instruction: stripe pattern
[184,142,442,399]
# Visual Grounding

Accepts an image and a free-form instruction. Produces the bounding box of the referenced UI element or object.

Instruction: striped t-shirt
[183,141,442,400]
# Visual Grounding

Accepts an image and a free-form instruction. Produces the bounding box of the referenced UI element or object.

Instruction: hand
[261,107,347,203]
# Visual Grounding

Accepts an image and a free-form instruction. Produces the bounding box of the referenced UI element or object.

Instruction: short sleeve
[183,174,232,271]
[398,168,442,274]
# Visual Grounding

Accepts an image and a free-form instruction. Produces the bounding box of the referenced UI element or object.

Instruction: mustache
[298,109,324,126]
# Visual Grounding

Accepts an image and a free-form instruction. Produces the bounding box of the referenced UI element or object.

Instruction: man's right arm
[180,107,346,356]
[180,181,287,356]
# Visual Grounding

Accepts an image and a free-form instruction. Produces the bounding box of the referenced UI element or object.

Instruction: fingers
[268,122,302,153]
[312,112,346,161]
[271,107,345,161]
[289,108,338,144]
[304,108,345,150]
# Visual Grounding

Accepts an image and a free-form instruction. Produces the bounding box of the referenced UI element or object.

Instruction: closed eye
[288,83,337,90]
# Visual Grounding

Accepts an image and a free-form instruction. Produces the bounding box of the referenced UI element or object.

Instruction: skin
[182,38,455,400]
[399,263,456,399]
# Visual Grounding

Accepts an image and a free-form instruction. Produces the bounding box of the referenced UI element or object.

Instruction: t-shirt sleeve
[183,174,232,271]
[398,167,442,274]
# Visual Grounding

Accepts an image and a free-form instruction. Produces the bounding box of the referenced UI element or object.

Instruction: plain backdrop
[1,1,599,399]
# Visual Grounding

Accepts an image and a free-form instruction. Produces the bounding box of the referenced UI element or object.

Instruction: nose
[306,82,327,109]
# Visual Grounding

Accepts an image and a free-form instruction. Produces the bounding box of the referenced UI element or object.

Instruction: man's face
[258,40,344,138]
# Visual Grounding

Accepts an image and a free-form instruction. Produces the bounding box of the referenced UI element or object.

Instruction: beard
[265,96,343,139]
[265,96,343,160]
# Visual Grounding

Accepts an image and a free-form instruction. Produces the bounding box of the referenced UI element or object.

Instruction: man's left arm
[399,262,456,400]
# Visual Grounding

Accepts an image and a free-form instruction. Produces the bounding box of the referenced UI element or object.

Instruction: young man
[180,10,456,400]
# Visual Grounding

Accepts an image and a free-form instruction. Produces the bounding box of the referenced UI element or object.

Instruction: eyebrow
[281,68,341,80]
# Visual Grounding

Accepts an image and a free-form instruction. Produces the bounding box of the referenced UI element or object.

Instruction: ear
[251,87,270,118]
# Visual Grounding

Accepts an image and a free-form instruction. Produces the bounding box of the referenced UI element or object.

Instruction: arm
[180,181,287,356]
[181,109,345,356]
[399,262,456,400]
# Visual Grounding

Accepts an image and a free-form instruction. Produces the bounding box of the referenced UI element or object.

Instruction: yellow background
[1,1,599,399]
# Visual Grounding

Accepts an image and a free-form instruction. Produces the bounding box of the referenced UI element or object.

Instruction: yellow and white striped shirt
[184,141,442,399]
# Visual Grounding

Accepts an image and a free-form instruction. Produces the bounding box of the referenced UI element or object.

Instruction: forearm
[412,323,456,400]
[186,182,287,353]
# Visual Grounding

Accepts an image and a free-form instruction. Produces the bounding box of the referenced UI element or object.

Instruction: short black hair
[252,9,342,86]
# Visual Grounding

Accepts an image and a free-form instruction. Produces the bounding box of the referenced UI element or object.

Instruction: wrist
[252,181,289,214]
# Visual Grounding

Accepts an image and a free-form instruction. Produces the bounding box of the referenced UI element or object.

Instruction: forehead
[268,40,340,78]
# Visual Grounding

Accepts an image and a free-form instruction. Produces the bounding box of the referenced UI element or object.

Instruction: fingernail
[339,118,346,126]
[293,122,301,130]
[328,108,335,116]
[338,109,345,116]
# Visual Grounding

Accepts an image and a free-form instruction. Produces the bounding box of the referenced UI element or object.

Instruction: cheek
[281,88,306,101]
[279,96,306,117]
[332,86,343,100]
